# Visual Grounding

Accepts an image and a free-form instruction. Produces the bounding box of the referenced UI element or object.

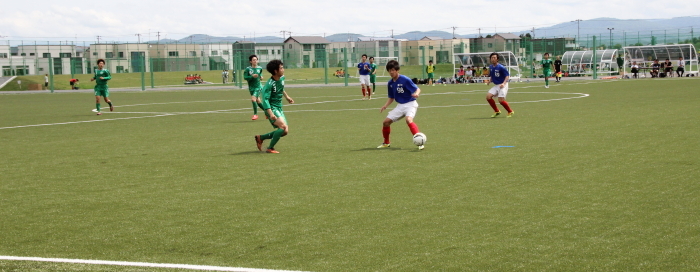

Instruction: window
[394,41,399,47]
[30,53,35,56]
[379,47,389,51]
[211,50,218,55]
[76,52,81,57]
[38,67,43,71]
[278,50,281,54]
[0,53,7,58]
[43,53,51,58]
[314,44,325,49]
[418,46,424,50]
[488,43,493,48]
[105,52,114,58]
[118,52,124,58]
[116,66,124,73]
[257,50,269,55]
[168,51,178,57]
[11,53,17,56]
[60,53,72,58]
[93,52,98,56]
[333,48,338,53]
[404,57,409,62]
[189,51,196,57]
[288,44,292,49]
[429,46,434,50]
[21,53,26,56]
[303,44,311,51]
[379,41,389,47]
[223,50,229,55]
[394,51,399,57]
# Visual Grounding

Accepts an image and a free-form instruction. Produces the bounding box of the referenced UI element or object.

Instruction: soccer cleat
[96,112,102,115]
[109,104,114,111]
[252,115,259,120]
[254,135,263,151]
[91,109,98,113]
[545,85,550,88]
[368,96,372,100]
[418,145,425,150]
[266,148,279,154]
[491,111,501,118]
[377,143,391,149]
[507,111,514,118]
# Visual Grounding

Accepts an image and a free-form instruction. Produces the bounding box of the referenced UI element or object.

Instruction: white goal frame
[453,52,521,82]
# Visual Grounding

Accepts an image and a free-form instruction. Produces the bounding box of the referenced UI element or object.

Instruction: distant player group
[87,52,518,153]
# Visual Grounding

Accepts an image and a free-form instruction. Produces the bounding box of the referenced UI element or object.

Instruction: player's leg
[486,88,500,117]
[497,85,513,117]
[104,96,114,112]
[250,94,259,120]
[94,95,102,114]
[378,117,393,148]
[266,111,288,153]
[404,102,423,148]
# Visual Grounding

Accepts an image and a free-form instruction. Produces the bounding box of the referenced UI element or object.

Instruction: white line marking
[0,256,306,272]
[1,81,600,130]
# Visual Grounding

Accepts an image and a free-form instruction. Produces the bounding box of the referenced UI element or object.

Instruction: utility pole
[478,28,481,38]
[280,30,291,41]
[135,33,141,43]
[607,28,614,48]
[531,28,535,39]
[391,29,394,38]
[156,32,161,43]
[571,19,582,48]
[97,36,102,43]
[452,26,457,39]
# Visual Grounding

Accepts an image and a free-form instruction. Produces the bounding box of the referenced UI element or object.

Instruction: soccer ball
[413,133,427,146]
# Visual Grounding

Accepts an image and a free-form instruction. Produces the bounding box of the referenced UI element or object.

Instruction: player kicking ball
[377,60,424,150]
[90,59,113,115]
[254,60,294,154]
[486,52,514,118]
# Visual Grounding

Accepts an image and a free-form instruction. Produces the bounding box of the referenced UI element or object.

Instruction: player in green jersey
[90,59,113,115]
[541,52,553,88]
[369,56,378,94]
[254,60,295,154]
[244,55,265,120]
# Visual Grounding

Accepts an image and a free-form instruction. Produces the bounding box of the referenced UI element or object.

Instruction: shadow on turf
[230,150,267,155]
[351,147,403,151]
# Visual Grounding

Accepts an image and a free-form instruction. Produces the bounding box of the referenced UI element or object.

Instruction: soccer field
[1,78,699,271]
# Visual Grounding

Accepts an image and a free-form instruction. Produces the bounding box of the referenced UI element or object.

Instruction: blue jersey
[357,62,371,75]
[489,63,510,85]
[387,75,418,104]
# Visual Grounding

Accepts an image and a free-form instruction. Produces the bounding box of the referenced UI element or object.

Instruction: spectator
[677,57,685,77]
[457,65,466,83]
[44,74,48,90]
[69,78,79,90]
[663,58,673,78]
[630,62,639,79]
[651,60,660,78]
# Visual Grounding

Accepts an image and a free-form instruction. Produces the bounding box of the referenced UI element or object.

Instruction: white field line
[0,81,602,130]
[0,256,306,272]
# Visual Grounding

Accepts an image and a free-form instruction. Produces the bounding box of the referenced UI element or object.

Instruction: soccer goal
[453,52,521,82]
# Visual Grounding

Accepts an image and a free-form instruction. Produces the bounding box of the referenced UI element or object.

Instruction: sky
[1,0,699,42]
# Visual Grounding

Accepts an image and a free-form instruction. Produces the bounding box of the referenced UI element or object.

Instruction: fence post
[323,49,328,85]
[343,47,348,87]
[421,46,426,79]
[592,36,598,80]
[141,55,146,91]
[49,58,54,93]
[150,58,154,88]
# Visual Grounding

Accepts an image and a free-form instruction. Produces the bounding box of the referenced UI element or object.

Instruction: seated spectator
[663,58,673,77]
[457,65,466,83]
[677,57,685,77]
[630,62,639,79]
[650,60,660,78]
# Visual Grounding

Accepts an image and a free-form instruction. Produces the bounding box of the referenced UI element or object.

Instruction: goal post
[453,52,521,82]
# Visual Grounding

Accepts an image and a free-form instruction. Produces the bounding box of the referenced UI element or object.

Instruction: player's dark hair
[429,60,433,63]
[362,54,368,58]
[249,54,258,61]
[97,59,105,65]
[544,52,550,56]
[266,59,284,75]
[490,52,500,59]
[386,60,400,71]
[369,56,374,60]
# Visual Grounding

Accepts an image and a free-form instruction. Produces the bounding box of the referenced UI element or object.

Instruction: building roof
[284,36,330,44]
[357,37,396,42]
[495,33,521,40]
[421,36,445,41]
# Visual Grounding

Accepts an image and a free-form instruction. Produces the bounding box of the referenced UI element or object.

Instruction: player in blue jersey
[377,60,424,150]
[357,54,372,100]
[486,52,514,118]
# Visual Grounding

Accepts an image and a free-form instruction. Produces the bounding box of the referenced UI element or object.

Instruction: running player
[357,54,372,100]
[244,55,264,120]
[486,52,514,118]
[554,56,563,82]
[254,60,294,154]
[541,52,553,88]
[377,60,424,150]
[90,59,113,115]
[426,60,435,86]
[369,56,378,95]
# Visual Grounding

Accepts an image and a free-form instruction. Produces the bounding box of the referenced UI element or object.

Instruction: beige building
[401,37,471,65]
[283,36,331,68]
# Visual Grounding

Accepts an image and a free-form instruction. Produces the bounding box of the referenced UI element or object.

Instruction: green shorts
[94,85,109,97]
[427,73,434,79]
[370,75,376,83]
[543,70,552,77]
[249,87,262,97]
[266,107,287,129]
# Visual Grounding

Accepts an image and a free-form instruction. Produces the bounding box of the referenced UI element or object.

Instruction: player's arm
[243,69,252,80]
[409,80,421,98]
[261,86,273,118]
[500,76,509,88]
[380,98,395,113]
[283,91,294,104]
[101,70,112,80]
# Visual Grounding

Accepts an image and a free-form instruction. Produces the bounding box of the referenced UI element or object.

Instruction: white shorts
[386,100,418,122]
[488,83,509,98]
[359,75,370,85]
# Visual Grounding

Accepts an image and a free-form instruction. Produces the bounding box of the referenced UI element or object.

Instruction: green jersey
[261,76,285,110]
[541,59,553,71]
[93,69,111,85]
[244,66,264,89]
[369,63,378,77]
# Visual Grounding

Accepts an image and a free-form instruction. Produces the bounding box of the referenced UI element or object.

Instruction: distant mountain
[325,33,363,42]
[147,34,283,44]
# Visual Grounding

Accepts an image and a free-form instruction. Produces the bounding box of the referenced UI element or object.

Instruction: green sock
[545,78,549,86]
[372,83,375,92]
[260,132,274,140]
[267,128,285,149]
[257,102,264,110]
[96,103,101,112]
[252,101,258,114]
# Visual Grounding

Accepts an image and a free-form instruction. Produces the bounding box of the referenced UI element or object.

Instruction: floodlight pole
[572,19,582,48]
[607,28,614,48]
